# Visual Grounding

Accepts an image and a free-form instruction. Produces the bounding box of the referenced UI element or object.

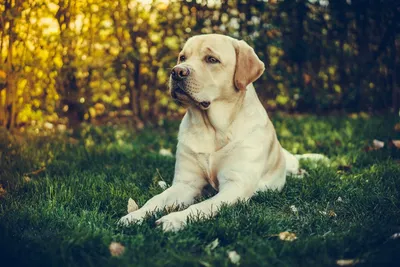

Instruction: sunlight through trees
[0,0,398,129]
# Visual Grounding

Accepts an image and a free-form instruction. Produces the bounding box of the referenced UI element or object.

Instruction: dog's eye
[206,56,220,64]
[179,55,186,62]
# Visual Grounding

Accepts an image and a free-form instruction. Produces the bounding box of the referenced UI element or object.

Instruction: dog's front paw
[118,210,147,227]
[155,212,187,232]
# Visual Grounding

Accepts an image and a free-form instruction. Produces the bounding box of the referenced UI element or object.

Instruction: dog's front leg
[119,148,207,227]
[156,170,257,232]
[118,180,205,226]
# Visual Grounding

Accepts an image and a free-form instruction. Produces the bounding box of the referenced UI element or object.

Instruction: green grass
[1,114,400,267]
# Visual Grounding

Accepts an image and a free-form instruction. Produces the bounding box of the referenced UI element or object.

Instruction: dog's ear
[233,40,265,91]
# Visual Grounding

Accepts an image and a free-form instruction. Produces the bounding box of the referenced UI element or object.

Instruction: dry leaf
[227,251,240,265]
[0,184,6,198]
[394,123,400,132]
[127,198,139,213]
[158,181,168,190]
[390,233,400,239]
[24,176,31,183]
[109,242,125,256]
[159,148,173,157]
[372,139,384,149]
[205,238,219,251]
[24,166,46,176]
[336,259,360,266]
[392,140,400,149]
[279,231,297,241]
[329,210,337,217]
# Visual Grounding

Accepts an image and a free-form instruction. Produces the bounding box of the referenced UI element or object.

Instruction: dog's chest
[179,124,231,153]
[179,127,234,190]
[195,152,218,189]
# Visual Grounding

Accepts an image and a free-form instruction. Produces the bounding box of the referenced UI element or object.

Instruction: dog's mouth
[171,86,210,110]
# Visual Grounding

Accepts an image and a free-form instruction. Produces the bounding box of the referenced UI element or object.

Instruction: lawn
[0,114,400,267]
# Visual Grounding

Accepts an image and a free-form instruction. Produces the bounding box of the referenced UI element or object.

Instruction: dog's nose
[171,66,190,81]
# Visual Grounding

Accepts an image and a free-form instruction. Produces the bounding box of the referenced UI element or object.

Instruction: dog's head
[169,34,265,110]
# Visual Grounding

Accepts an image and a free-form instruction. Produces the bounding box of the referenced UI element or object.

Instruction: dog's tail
[283,148,329,177]
[294,153,329,161]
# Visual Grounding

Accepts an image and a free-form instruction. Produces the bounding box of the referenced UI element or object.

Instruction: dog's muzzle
[170,66,211,110]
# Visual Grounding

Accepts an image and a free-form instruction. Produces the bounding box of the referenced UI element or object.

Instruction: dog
[119,34,308,231]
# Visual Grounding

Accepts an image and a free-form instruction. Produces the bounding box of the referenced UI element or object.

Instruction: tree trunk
[133,60,143,122]
[5,15,15,129]
[56,0,83,128]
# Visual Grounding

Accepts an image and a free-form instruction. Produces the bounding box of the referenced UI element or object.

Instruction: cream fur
[119,34,303,231]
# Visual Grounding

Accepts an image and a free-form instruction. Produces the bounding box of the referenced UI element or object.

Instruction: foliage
[0,0,399,129]
[0,115,400,266]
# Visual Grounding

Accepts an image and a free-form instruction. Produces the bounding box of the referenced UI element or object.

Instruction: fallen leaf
[372,139,384,149]
[392,140,400,149]
[205,238,219,251]
[279,231,297,241]
[109,242,125,256]
[159,148,173,157]
[158,181,168,190]
[127,198,139,213]
[329,210,337,217]
[336,259,360,266]
[24,176,31,183]
[390,233,400,239]
[394,123,400,132]
[227,251,240,265]
[24,166,46,176]
[0,185,6,198]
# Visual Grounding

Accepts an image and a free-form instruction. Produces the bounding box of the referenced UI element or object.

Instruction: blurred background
[0,0,399,130]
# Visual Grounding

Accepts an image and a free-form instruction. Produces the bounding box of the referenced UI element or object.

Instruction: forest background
[0,0,399,130]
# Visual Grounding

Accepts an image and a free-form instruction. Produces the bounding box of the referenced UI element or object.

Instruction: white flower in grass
[227,251,240,265]
[390,233,400,239]
[290,205,298,213]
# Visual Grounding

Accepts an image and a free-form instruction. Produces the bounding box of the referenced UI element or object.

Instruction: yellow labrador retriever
[119,34,305,231]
